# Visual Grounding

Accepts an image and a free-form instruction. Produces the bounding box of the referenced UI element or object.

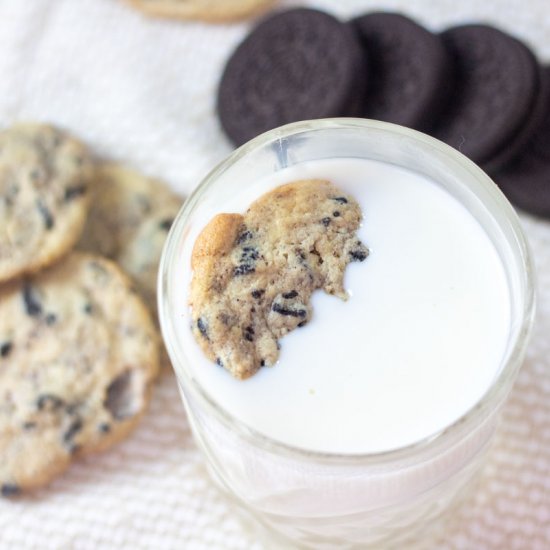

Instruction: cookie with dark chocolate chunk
[217,8,368,146]
[79,163,183,317]
[189,180,368,379]
[0,253,159,494]
[0,123,93,284]
[495,67,550,217]
[351,12,453,131]
[78,164,183,372]
[432,25,540,171]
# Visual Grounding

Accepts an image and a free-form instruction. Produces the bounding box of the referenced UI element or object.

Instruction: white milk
[175,158,510,454]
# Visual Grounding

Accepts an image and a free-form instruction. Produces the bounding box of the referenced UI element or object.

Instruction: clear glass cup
[158,119,535,548]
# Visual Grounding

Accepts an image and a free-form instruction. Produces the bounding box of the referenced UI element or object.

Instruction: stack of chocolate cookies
[217,8,550,218]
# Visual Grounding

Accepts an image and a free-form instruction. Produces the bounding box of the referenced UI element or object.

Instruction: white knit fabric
[0,0,549,548]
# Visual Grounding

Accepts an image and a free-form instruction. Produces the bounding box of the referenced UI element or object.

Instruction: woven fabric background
[0,0,549,548]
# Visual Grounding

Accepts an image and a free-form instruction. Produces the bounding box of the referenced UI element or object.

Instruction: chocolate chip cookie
[189,180,368,379]
[217,8,368,146]
[78,163,183,316]
[0,253,159,494]
[0,123,93,284]
[123,0,275,22]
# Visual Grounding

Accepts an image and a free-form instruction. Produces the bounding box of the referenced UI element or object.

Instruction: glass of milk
[159,119,534,548]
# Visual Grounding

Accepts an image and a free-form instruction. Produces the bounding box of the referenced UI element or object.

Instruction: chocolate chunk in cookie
[0,123,93,284]
[189,180,368,379]
[0,253,159,493]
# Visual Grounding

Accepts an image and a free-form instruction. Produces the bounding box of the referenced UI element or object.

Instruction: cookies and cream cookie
[0,253,159,494]
[189,179,368,379]
[0,123,93,284]
[78,163,182,317]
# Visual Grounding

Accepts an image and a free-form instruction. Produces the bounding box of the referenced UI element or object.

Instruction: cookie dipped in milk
[179,157,510,453]
[189,179,368,380]
[159,120,533,547]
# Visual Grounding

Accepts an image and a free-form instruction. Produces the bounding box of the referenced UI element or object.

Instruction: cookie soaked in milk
[176,158,511,454]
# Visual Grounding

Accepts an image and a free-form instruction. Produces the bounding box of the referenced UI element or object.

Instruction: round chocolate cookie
[351,12,452,131]
[482,63,548,175]
[496,67,550,217]
[432,25,540,171]
[217,8,367,146]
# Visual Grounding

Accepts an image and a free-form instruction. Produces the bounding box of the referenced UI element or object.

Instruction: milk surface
[174,158,511,454]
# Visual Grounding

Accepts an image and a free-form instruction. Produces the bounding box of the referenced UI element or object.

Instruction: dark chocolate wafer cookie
[351,12,452,131]
[496,67,550,217]
[217,8,367,146]
[432,25,540,170]
[482,63,548,175]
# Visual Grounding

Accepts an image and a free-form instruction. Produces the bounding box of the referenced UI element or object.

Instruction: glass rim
[158,118,536,465]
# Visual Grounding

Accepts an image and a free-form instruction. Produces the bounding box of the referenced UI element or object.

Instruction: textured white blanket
[0,0,548,548]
